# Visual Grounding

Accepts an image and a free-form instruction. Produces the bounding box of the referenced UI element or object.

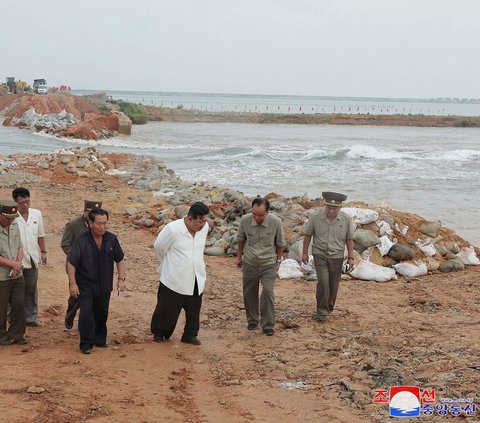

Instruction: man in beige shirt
[0,200,26,346]
[302,192,355,322]
[237,197,286,336]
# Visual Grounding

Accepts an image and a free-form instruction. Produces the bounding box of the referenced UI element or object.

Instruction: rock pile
[9,148,479,281]
[114,155,478,279]
[10,107,77,131]
[31,146,116,178]
[5,107,118,139]
[0,94,125,140]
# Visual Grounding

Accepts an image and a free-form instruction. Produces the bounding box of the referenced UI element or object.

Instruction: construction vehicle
[4,77,29,94]
[6,77,16,93]
[33,78,47,93]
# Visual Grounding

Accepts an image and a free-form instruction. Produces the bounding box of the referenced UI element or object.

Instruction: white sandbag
[301,256,315,272]
[349,260,397,282]
[393,261,428,277]
[456,247,480,265]
[342,207,379,225]
[378,220,393,236]
[395,223,409,236]
[277,259,304,279]
[377,235,396,257]
[415,238,436,256]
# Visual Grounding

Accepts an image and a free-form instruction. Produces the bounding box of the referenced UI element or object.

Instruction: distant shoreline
[141,105,480,128]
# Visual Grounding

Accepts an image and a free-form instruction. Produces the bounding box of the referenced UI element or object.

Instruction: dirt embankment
[0,93,119,140]
[141,105,480,127]
[0,152,479,422]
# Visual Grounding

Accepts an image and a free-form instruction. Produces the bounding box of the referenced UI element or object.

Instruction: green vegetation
[118,101,147,124]
[97,105,111,114]
[456,118,472,127]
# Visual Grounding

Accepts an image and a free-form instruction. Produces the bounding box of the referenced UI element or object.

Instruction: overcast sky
[2,0,479,98]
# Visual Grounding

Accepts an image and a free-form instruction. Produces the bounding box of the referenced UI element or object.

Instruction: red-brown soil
[0,94,118,139]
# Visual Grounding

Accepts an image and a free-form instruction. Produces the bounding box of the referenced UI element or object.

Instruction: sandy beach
[0,151,478,423]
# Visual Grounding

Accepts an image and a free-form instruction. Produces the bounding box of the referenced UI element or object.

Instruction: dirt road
[0,171,478,423]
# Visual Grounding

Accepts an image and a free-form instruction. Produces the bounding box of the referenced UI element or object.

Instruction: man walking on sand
[237,197,285,336]
[150,202,210,345]
[12,187,47,327]
[67,208,125,354]
[0,200,27,346]
[302,192,355,322]
[61,200,102,329]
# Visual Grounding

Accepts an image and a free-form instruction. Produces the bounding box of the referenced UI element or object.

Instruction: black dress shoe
[80,348,92,354]
[247,322,258,330]
[26,322,39,327]
[64,319,74,330]
[153,334,165,343]
[263,328,275,336]
[181,337,201,345]
[0,338,14,346]
[94,343,108,348]
[14,338,28,345]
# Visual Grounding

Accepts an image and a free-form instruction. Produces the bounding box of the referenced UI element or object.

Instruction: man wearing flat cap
[60,200,102,329]
[0,200,27,345]
[302,192,355,322]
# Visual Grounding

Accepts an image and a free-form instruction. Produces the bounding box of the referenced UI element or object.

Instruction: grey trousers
[242,262,276,330]
[23,264,39,324]
[0,276,26,341]
[313,255,344,319]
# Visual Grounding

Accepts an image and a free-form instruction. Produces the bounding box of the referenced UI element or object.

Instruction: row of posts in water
[121,98,452,115]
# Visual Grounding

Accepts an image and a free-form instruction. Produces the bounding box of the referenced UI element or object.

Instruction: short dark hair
[88,208,109,222]
[188,202,209,219]
[252,196,270,211]
[12,187,30,201]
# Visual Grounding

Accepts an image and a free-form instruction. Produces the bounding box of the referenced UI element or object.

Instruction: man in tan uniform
[0,200,27,345]
[302,192,355,322]
[237,197,285,336]
[61,200,102,329]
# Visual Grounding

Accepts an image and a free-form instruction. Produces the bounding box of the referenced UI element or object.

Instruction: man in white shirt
[150,202,210,345]
[12,187,47,327]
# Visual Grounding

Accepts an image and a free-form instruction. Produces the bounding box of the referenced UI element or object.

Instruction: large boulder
[420,221,442,238]
[114,111,132,135]
[438,258,465,272]
[354,230,380,248]
[387,244,415,261]
[204,246,225,256]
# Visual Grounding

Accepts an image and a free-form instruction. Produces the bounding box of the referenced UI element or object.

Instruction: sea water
[73,90,480,116]
[0,122,479,246]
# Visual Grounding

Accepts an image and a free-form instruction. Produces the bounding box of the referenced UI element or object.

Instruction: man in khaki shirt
[237,197,285,336]
[0,200,26,346]
[302,192,355,322]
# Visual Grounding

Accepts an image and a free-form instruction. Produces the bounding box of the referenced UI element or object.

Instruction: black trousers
[78,291,110,350]
[150,281,202,341]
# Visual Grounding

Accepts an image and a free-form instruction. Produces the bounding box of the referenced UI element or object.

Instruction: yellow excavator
[2,77,30,94]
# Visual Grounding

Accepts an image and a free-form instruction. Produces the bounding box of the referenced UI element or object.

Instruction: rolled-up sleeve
[346,217,355,240]
[303,217,314,236]
[237,219,246,242]
[275,221,286,248]
[113,236,124,263]
[68,237,82,267]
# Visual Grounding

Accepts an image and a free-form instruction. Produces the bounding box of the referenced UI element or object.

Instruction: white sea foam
[346,144,414,160]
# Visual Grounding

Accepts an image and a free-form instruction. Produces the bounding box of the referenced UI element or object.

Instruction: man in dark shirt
[61,200,102,329]
[67,208,125,354]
